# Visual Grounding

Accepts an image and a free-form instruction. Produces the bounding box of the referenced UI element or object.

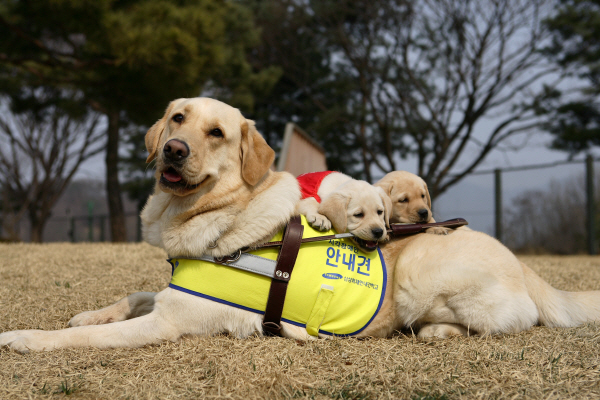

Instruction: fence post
[137,215,142,242]
[87,201,94,242]
[99,216,105,242]
[494,169,503,243]
[586,155,597,255]
[69,217,76,242]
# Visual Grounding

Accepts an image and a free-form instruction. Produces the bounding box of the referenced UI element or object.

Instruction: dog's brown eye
[209,128,223,138]
[354,212,364,218]
[399,198,408,203]
[421,194,425,199]
[377,210,383,215]
[172,114,184,123]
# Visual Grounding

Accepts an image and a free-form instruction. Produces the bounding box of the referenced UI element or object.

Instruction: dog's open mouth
[162,167,183,183]
[352,237,379,252]
[160,167,202,191]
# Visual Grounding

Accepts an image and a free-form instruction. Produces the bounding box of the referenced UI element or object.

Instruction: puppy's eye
[377,210,383,215]
[398,198,408,203]
[172,114,184,123]
[421,194,425,199]
[209,128,223,138]
[354,212,364,218]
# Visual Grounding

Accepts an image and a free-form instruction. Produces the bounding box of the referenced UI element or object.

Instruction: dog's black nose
[163,139,189,161]
[418,208,429,220]
[371,228,384,239]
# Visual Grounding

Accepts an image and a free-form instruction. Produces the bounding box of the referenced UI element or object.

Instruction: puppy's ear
[376,187,393,228]
[240,120,275,186]
[422,179,432,209]
[318,193,349,233]
[145,99,184,163]
[375,178,393,197]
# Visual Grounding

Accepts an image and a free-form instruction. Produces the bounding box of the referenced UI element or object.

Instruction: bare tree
[255,0,560,196]
[0,94,104,242]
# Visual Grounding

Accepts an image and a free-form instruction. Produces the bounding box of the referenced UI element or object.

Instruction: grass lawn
[1,243,599,399]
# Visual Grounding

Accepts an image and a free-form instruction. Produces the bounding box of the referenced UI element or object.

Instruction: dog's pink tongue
[163,170,182,183]
[366,241,377,248]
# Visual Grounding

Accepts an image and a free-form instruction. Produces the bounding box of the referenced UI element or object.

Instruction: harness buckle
[215,249,242,264]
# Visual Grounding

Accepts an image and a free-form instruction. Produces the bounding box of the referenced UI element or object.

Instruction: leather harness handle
[388,218,468,236]
[262,215,304,336]
[256,218,469,249]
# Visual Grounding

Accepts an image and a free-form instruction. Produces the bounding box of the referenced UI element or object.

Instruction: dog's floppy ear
[422,179,432,209]
[145,99,184,163]
[376,186,392,228]
[318,193,349,233]
[240,120,275,186]
[375,178,393,197]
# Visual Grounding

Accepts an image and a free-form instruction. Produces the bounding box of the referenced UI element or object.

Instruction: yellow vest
[168,216,387,337]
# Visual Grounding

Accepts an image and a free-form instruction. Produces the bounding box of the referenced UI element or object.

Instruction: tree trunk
[359,96,372,183]
[105,110,127,242]
[28,208,44,243]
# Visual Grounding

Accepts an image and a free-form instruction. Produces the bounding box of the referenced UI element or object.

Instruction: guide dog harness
[168,215,387,337]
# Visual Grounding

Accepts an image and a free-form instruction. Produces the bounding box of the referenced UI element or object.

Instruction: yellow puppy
[295,172,391,252]
[375,171,449,234]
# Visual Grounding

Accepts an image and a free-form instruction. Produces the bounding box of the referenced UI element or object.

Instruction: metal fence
[31,212,142,243]
[435,155,598,255]
[6,156,599,254]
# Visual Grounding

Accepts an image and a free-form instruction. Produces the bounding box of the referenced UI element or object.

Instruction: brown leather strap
[262,215,304,336]
[255,218,469,249]
[254,234,346,249]
[388,218,468,236]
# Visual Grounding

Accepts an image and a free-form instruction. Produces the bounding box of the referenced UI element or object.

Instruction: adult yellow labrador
[1,98,599,352]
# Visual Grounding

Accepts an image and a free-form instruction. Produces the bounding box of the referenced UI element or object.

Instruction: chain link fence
[435,156,599,254]
[43,213,142,242]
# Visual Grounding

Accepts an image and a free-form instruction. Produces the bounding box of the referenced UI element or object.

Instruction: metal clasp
[215,249,242,264]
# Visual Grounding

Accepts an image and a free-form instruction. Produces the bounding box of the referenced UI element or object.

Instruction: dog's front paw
[0,330,51,353]
[425,226,451,235]
[306,212,332,231]
[69,310,121,327]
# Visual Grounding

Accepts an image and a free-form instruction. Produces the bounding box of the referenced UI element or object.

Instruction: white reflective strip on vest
[184,253,278,278]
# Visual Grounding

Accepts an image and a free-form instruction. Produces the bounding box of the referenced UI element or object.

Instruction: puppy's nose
[417,208,429,220]
[371,228,384,239]
[163,139,189,162]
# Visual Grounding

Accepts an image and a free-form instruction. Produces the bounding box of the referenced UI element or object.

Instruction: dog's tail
[522,262,600,327]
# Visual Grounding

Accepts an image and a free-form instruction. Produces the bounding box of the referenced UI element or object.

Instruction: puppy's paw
[69,310,122,327]
[425,226,451,235]
[306,212,332,231]
[0,330,51,353]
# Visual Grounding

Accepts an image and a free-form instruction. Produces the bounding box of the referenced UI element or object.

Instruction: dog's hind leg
[1,308,177,353]
[69,292,157,327]
[1,288,264,352]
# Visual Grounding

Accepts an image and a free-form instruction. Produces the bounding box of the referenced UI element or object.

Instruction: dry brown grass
[1,244,600,399]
